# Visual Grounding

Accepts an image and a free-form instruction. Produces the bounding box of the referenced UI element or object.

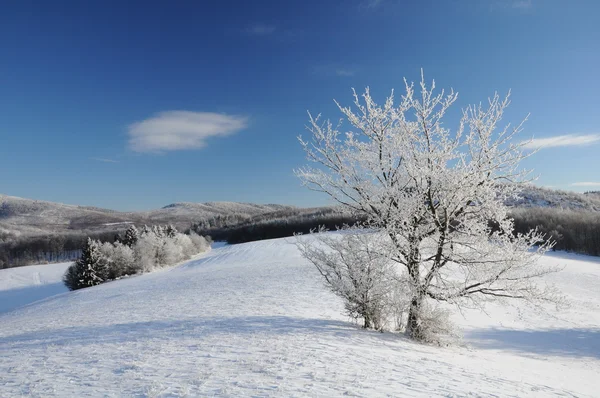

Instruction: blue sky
[1,0,599,211]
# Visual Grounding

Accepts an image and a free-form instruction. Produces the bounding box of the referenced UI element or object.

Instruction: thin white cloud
[512,0,532,9]
[521,134,600,149]
[91,157,119,163]
[363,0,384,8]
[128,111,248,153]
[335,69,356,77]
[313,65,358,78]
[489,0,533,12]
[246,24,276,36]
[571,182,600,187]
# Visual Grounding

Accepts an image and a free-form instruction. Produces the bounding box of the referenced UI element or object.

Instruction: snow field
[0,237,599,397]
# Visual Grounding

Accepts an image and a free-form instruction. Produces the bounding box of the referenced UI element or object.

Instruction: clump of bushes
[63,225,210,290]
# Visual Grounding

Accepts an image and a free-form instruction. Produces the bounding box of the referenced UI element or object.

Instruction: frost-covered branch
[296,72,562,342]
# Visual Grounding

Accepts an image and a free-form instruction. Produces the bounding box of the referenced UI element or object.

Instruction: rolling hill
[2,185,599,237]
[0,236,598,396]
[0,193,293,235]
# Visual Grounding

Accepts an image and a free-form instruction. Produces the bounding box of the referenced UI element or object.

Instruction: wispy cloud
[521,134,600,150]
[512,0,532,9]
[489,0,533,12]
[246,23,276,36]
[335,68,356,77]
[91,157,119,163]
[363,0,384,8]
[128,111,248,153]
[571,182,600,187]
[313,65,358,78]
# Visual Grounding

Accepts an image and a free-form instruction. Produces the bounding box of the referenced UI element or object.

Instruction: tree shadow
[0,316,358,350]
[0,283,68,314]
[466,327,600,359]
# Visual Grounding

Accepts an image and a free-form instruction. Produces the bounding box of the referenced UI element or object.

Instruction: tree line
[188,205,600,260]
[0,230,121,269]
[2,203,599,272]
[64,224,210,290]
[190,208,367,244]
[512,207,600,256]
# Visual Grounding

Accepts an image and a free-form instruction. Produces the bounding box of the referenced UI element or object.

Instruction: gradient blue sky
[1,0,599,210]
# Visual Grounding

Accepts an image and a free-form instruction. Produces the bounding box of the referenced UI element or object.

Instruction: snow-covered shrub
[99,241,138,279]
[297,229,395,330]
[158,236,184,266]
[408,301,459,345]
[132,226,210,272]
[189,231,210,253]
[134,232,163,271]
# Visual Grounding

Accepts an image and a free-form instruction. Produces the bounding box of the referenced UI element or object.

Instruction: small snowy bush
[297,229,395,330]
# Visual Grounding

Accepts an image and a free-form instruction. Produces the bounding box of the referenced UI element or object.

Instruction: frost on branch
[297,229,399,330]
[295,72,563,341]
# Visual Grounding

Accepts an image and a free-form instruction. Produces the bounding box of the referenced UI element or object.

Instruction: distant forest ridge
[1,186,600,268]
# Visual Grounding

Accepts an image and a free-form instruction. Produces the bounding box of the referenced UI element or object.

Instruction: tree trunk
[406,295,425,340]
[363,314,372,329]
[406,252,425,340]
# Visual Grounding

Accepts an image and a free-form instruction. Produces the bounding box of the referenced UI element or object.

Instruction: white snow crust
[0,237,599,397]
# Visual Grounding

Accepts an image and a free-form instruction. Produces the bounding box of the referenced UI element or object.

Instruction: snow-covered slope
[0,261,71,314]
[0,237,599,397]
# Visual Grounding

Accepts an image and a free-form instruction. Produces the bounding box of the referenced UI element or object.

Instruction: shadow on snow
[466,327,600,359]
[0,283,68,314]
[0,316,383,350]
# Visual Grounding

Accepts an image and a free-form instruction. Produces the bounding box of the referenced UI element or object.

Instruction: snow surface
[0,237,599,397]
[0,261,71,314]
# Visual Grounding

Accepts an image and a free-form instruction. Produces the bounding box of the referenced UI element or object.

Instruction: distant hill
[507,186,600,212]
[2,187,600,267]
[0,194,293,236]
[2,185,599,238]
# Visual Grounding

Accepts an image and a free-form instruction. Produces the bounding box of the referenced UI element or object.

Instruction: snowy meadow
[0,236,599,397]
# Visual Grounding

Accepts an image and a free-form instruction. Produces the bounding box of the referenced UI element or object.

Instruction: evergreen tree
[165,224,178,238]
[152,225,166,237]
[63,238,109,290]
[122,225,139,247]
[140,225,152,236]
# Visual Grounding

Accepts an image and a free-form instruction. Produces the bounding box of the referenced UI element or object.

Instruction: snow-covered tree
[296,73,560,341]
[189,231,211,253]
[62,262,81,291]
[134,232,163,271]
[152,225,166,238]
[63,238,109,290]
[140,225,152,236]
[122,225,139,247]
[165,224,178,238]
[297,229,396,330]
[98,241,138,279]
